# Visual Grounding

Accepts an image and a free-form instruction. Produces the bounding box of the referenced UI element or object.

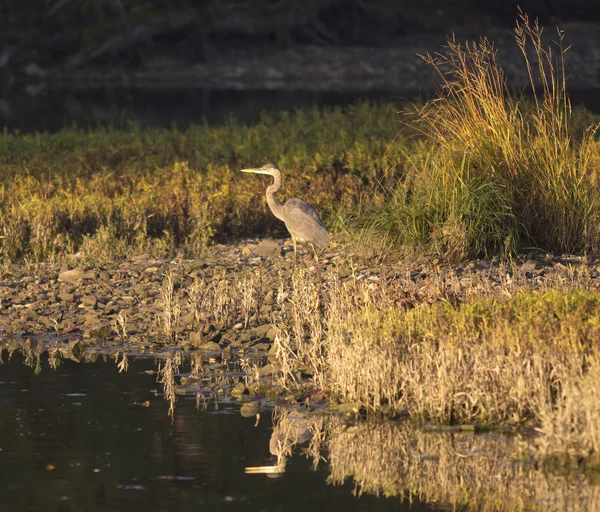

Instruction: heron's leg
[292,235,297,267]
[311,243,322,280]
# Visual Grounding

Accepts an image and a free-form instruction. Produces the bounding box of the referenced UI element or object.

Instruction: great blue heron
[241,164,329,266]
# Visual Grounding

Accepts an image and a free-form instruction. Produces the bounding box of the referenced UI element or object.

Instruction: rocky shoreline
[1,238,597,374]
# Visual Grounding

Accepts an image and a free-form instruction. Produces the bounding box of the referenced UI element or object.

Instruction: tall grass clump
[276,270,600,459]
[374,12,600,258]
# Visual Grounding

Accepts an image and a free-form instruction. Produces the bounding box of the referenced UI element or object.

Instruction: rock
[239,331,254,344]
[88,324,112,338]
[58,292,75,302]
[188,259,206,270]
[99,271,110,281]
[252,342,271,352]
[199,341,222,353]
[81,295,98,307]
[201,323,217,336]
[242,245,257,256]
[58,268,85,283]
[268,343,279,363]
[252,324,272,339]
[240,402,260,417]
[254,239,281,258]
[208,331,222,343]
[84,312,100,324]
[521,260,540,272]
[258,364,275,377]
[335,402,361,417]
[189,331,203,348]
[231,382,247,396]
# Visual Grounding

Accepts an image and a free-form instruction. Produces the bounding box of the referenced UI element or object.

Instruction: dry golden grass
[273,263,600,463]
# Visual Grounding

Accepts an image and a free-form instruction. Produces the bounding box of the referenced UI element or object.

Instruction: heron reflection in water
[240,164,329,268]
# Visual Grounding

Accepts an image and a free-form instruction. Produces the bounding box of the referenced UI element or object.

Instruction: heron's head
[240,163,279,176]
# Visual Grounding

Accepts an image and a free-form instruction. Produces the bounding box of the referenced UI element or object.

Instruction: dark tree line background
[1,0,599,71]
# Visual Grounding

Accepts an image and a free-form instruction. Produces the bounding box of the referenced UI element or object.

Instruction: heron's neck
[266,171,286,222]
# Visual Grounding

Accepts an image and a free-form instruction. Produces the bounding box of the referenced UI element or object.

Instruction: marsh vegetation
[2,14,600,503]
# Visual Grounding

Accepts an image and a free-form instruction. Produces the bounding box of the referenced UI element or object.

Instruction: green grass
[0,103,407,263]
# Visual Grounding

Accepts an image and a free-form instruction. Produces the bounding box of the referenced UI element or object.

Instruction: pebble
[81,295,98,307]
[254,239,281,258]
[58,268,85,283]
[240,402,260,417]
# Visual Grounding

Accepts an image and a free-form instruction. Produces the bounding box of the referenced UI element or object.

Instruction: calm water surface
[0,352,435,512]
[2,86,599,133]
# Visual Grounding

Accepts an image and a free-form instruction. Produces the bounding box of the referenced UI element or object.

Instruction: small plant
[116,351,129,373]
[115,312,128,342]
[50,314,63,335]
[158,272,181,343]
[157,353,181,417]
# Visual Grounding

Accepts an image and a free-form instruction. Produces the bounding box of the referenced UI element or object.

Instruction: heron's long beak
[241,168,272,175]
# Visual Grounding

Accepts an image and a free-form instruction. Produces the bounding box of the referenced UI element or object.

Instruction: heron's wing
[283,198,329,247]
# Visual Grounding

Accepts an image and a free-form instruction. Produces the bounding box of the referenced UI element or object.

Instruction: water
[3,86,599,134]
[0,87,407,134]
[0,352,434,512]
[2,349,600,511]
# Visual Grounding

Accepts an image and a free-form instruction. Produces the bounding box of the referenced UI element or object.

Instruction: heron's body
[241,164,329,265]
[278,198,329,247]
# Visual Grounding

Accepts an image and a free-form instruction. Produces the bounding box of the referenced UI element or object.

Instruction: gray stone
[188,259,206,270]
[81,295,98,307]
[58,292,75,302]
[240,402,260,417]
[258,364,275,377]
[58,268,85,283]
[254,239,281,258]
[88,324,112,338]
[84,312,100,324]
[200,341,222,352]
[521,260,540,272]
[252,324,272,339]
